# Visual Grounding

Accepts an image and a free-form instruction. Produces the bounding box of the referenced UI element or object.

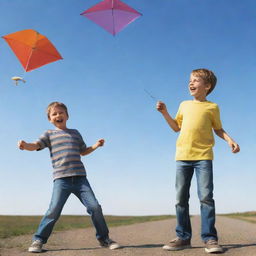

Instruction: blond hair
[47,102,69,119]
[191,68,217,95]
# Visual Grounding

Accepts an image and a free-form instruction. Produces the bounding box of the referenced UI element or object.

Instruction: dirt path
[1,216,256,256]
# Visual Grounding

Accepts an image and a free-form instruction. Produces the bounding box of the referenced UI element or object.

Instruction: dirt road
[1,216,256,256]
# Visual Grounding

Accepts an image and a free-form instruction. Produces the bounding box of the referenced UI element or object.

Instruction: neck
[193,97,207,102]
[55,125,67,130]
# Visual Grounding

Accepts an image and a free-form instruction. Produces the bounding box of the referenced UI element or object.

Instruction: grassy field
[0,215,173,239]
[2,212,255,240]
[220,211,256,224]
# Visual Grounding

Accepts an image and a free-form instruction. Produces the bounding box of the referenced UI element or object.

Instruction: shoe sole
[28,248,42,253]
[163,245,192,251]
[100,244,121,250]
[109,244,121,250]
[205,247,223,253]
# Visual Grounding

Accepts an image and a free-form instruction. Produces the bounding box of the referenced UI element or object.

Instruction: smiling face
[48,106,68,130]
[189,74,211,101]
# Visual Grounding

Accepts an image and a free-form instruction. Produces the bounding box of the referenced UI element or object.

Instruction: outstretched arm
[81,139,105,156]
[156,101,180,132]
[18,140,40,151]
[214,128,240,153]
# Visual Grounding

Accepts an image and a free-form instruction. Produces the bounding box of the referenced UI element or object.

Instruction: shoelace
[105,238,114,245]
[170,237,181,242]
[207,240,217,245]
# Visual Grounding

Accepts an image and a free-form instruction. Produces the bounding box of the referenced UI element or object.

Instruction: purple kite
[80,0,142,35]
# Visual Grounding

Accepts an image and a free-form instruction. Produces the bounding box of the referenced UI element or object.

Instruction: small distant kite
[80,0,142,35]
[11,76,26,85]
[2,29,63,85]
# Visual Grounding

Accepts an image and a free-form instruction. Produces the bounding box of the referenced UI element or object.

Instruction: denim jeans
[33,176,109,243]
[175,160,217,242]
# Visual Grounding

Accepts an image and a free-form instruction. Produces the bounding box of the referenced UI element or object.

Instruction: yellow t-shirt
[175,100,222,160]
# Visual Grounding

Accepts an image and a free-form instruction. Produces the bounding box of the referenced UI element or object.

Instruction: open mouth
[190,87,196,92]
[56,119,63,123]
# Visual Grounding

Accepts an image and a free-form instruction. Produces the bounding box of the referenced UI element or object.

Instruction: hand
[96,139,105,147]
[156,101,167,113]
[229,141,240,153]
[18,140,26,150]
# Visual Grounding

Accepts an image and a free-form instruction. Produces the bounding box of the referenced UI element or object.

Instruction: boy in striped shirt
[18,102,120,253]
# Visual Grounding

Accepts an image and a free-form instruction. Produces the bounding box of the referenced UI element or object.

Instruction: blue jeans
[33,176,109,243]
[175,160,217,242]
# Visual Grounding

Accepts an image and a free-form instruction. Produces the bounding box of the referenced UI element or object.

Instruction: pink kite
[80,0,142,35]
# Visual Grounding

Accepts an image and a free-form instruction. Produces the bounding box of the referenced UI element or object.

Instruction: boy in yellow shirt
[157,69,240,254]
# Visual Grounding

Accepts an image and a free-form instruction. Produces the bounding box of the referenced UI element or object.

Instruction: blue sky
[0,0,255,216]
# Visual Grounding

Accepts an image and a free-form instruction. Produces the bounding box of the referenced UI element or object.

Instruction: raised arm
[156,101,180,132]
[214,128,240,153]
[81,139,105,156]
[18,140,40,151]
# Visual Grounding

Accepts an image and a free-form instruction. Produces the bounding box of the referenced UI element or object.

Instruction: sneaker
[205,240,223,253]
[28,240,43,253]
[163,237,191,251]
[99,238,121,250]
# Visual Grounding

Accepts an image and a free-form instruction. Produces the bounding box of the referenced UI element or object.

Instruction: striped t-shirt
[36,129,87,180]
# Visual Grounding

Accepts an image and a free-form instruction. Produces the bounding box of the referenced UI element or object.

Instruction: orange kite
[2,29,63,72]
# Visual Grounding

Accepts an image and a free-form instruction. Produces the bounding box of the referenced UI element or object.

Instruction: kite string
[144,89,158,101]
[111,0,116,35]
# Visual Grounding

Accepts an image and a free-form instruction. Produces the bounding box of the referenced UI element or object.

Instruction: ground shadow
[123,244,164,249]
[222,243,256,252]
[44,244,163,251]
[43,244,206,252]
[43,244,164,252]
[42,247,101,252]
[124,244,205,250]
[41,243,256,253]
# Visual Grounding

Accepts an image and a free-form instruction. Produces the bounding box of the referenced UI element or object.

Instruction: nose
[190,79,196,85]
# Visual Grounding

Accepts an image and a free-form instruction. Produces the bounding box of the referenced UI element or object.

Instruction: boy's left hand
[97,139,105,147]
[229,141,240,153]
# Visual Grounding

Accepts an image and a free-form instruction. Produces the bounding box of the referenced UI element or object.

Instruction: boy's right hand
[18,140,26,150]
[156,101,167,113]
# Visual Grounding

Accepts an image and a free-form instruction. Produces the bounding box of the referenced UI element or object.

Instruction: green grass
[0,215,173,239]
[219,211,256,224]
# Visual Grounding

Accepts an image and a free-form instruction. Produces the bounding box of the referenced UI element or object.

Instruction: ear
[205,83,211,92]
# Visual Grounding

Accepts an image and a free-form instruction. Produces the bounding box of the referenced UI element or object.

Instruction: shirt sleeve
[76,130,87,153]
[175,102,183,129]
[36,131,50,150]
[212,105,222,130]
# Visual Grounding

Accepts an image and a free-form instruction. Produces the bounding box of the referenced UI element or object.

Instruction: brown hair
[191,68,217,95]
[47,102,69,119]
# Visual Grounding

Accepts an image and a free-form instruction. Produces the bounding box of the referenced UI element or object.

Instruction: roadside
[1,216,256,256]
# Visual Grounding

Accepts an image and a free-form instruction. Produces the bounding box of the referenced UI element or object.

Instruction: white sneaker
[205,240,223,253]
[28,240,43,253]
[163,237,191,251]
[99,238,121,250]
